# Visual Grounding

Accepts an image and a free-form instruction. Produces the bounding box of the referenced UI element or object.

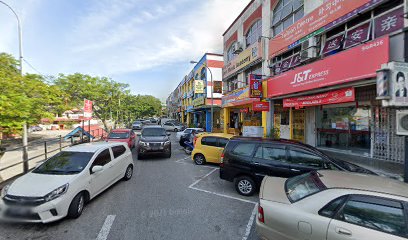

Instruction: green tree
[0,53,64,135]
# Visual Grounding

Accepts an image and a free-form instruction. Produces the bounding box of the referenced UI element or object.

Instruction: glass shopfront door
[292,109,305,143]
[316,106,371,154]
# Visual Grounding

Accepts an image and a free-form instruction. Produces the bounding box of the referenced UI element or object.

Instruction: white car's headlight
[164,141,171,145]
[1,184,10,198]
[44,184,69,202]
[139,141,148,147]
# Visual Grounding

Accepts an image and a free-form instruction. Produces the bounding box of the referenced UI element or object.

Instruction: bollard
[44,141,48,160]
[59,135,62,151]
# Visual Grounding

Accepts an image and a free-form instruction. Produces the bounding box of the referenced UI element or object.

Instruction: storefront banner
[249,74,263,98]
[186,106,194,112]
[194,80,204,94]
[253,101,270,112]
[223,42,262,79]
[240,108,249,113]
[193,97,205,107]
[322,34,344,55]
[283,87,355,108]
[222,87,260,107]
[268,0,372,58]
[381,62,408,107]
[267,36,389,98]
[374,7,404,38]
[344,22,371,49]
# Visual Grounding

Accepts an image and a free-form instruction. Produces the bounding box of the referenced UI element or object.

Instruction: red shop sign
[240,108,249,113]
[253,101,270,112]
[267,36,389,98]
[283,87,355,108]
[249,74,263,98]
[268,0,372,58]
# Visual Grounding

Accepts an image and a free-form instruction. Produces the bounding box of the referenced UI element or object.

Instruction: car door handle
[290,169,301,172]
[336,227,352,236]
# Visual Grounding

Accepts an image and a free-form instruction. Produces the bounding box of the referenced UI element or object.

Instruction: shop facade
[266,0,407,163]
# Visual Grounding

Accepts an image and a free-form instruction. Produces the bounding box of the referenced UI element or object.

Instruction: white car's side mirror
[92,165,104,173]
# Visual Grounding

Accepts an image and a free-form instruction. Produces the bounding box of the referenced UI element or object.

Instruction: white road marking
[96,215,116,240]
[242,204,258,240]
[185,163,259,239]
[189,186,257,205]
[188,168,218,188]
[175,157,190,163]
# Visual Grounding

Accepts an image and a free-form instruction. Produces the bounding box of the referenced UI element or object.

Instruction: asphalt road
[0,133,260,240]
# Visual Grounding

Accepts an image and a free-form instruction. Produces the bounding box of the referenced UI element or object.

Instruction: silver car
[256,170,408,240]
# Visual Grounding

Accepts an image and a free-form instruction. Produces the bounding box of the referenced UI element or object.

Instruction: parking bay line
[187,168,258,239]
[96,215,116,240]
[176,157,219,170]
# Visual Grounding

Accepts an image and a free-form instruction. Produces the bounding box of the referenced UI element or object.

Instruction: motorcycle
[179,131,196,155]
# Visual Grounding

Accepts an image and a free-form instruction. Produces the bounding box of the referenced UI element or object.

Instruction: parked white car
[176,128,204,141]
[0,142,134,223]
[256,170,408,240]
[162,121,184,132]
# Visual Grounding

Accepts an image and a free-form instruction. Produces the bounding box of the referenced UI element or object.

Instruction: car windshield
[142,128,166,136]
[285,172,326,202]
[33,151,94,175]
[184,129,193,134]
[108,132,129,139]
[133,121,141,124]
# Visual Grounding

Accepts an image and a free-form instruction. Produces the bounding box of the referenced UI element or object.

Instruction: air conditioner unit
[396,110,408,136]
[301,37,318,50]
[300,47,318,62]
[232,42,243,54]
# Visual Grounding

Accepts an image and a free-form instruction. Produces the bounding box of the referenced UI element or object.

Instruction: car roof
[111,128,131,132]
[230,137,320,150]
[317,170,408,199]
[142,125,164,129]
[198,133,234,138]
[64,142,126,153]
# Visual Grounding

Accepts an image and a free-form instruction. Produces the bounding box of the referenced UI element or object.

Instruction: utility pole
[0,1,28,172]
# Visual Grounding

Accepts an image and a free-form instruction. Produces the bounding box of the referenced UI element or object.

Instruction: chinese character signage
[249,74,262,98]
[268,0,372,58]
[381,62,408,107]
[374,8,404,38]
[267,36,389,98]
[322,34,344,54]
[283,88,355,108]
[194,80,204,94]
[344,22,371,49]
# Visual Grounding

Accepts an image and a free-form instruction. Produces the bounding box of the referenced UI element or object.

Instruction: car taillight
[258,205,264,223]
[220,153,224,167]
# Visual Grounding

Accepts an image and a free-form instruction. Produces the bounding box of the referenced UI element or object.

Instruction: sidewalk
[322,149,404,181]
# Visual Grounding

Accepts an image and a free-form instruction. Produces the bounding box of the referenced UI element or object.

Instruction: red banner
[268,0,371,58]
[267,36,389,98]
[253,101,270,112]
[83,99,93,120]
[249,74,262,98]
[283,87,355,108]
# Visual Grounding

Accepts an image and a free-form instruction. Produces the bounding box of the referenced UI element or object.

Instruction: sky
[0,0,251,102]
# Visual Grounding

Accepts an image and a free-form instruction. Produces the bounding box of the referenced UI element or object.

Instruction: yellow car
[191,133,234,165]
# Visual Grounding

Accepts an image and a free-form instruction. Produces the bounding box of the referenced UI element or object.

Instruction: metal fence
[0,128,107,183]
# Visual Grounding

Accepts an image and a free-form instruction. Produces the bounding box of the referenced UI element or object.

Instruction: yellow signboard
[223,42,262,79]
[194,80,204,94]
[193,97,205,107]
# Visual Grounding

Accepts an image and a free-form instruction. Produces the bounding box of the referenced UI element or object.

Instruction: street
[0,133,259,240]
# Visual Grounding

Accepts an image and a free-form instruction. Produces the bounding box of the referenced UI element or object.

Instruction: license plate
[8,207,31,216]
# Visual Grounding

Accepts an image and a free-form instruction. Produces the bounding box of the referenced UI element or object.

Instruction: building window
[272,0,304,37]
[227,43,236,62]
[200,68,206,80]
[245,19,262,47]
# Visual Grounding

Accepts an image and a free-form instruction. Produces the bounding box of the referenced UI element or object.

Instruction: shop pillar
[223,107,230,134]
[206,110,212,132]
[262,111,267,137]
[181,111,185,124]
[187,113,191,127]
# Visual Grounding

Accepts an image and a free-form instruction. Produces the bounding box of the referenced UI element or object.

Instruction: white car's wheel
[123,165,133,181]
[67,193,85,219]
